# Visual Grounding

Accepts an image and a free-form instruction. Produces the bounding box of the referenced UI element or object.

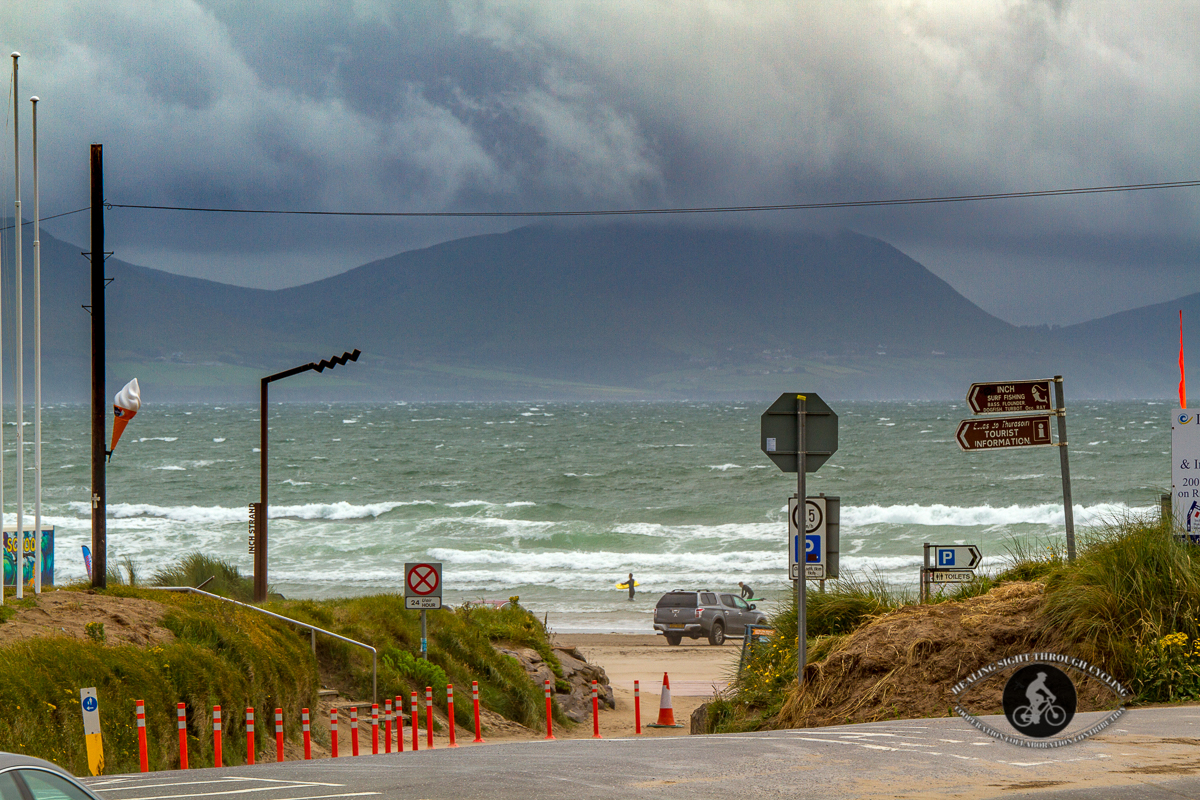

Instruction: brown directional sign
[967,380,1054,414]
[956,414,1053,451]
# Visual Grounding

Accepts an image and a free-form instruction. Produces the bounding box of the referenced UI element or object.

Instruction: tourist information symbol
[405,562,442,610]
[956,415,1053,451]
[967,380,1054,415]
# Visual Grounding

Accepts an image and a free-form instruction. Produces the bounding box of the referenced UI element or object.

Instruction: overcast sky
[3,0,1198,325]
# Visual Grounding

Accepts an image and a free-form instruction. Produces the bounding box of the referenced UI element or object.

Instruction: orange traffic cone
[647,672,684,728]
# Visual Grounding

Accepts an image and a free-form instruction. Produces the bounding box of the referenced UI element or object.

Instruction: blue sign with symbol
[938,549,956,566]
[83,696,98,713]
[806,534,822,564]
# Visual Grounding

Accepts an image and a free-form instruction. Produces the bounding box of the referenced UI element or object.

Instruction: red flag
[1182,310,1188,409]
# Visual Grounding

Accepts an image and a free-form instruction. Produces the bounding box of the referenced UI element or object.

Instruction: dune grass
[713,514,1200,732]
[1,552,569,772]
[0,587,318,775]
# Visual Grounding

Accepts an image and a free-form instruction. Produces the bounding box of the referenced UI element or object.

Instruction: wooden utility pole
[90,144,106,588]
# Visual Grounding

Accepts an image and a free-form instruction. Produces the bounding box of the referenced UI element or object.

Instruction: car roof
[0,751,76,775]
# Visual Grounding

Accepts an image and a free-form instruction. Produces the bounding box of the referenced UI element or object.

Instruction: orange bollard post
[634,680,642,734]
[371,703,379,755]
[543,679,555,740]
[591,681,601,739]
[411,692,419,751]
[350,707,359,756]
[274,708,284,763]
[302,708,311,760]
[395,696,404,752]
[472,681,484,743]
[135,700,149,773]
[446,685,457,747]
[383,699,392,754]
[425,687,434,750]
[177,703,189,769]
[245,708,255,765]
[330,709,339,758]
[213,705,223,767]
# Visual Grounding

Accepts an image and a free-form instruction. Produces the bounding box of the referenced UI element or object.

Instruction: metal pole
[922,543,930,604]
[90,144,106,589]
[1054,376,1076,562]
[12,54,24,599]
[796,394,806,689]
[256,378,268,602]
[420,609,428,660]
[31,96,41,594]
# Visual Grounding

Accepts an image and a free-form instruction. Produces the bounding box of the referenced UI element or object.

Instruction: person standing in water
[627,573,635,601]
[739,581,754,600]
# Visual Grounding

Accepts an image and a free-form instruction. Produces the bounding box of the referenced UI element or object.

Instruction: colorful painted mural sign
[3,529,55,588]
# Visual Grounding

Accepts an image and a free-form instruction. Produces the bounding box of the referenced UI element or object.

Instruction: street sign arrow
[956,415,1053,451]
[967,380,1054,415]
[933,545,981,570]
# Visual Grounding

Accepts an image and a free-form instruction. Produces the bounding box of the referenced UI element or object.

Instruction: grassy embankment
[711,514,1200,732]
[0,554,569,774]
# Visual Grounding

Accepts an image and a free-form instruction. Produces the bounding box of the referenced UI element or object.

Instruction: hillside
[10,220,1194,400]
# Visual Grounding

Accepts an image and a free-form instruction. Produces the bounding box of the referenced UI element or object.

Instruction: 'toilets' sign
[1173,410,1200,539]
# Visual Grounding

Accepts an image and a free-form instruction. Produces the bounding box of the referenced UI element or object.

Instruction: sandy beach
[346,633,744,749]
[505,632,742,741]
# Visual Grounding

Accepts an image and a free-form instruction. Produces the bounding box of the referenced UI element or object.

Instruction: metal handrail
[157,586,377,703]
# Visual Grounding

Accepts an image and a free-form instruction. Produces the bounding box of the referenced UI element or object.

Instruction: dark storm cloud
[2,1,1198,322]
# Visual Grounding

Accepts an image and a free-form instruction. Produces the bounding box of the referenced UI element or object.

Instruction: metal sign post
[1053,377,1076,562]
[405,562,443,661]
[957,376,1074,562]
[761,391,839,690]
[796,395,806,689]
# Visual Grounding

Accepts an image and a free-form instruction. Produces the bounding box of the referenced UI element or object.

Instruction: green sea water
[13,400,1170,632]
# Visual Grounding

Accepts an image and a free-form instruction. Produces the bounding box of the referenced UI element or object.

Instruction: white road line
[94,779,342,793]
[104,784,345,800]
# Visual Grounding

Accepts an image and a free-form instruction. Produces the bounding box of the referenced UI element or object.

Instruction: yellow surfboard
[615,581,640,589]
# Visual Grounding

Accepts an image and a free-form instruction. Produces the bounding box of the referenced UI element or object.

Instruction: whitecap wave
[841,502,1154,528]
[69,500,432,523]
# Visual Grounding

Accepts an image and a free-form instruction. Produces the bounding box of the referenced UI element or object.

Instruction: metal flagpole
[31,95,41,593]
[12,53,24,599]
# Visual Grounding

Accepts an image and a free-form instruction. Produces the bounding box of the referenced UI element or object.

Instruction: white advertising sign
[1173,409,1200,540]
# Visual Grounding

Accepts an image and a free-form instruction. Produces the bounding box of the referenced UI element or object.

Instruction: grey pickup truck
[653,589,768,645]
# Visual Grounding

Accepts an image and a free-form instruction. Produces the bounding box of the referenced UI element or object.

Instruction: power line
[0,206,89,232]
[105,179,1200,219]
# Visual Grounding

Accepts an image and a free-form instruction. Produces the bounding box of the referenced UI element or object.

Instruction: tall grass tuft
[1037,514,1200,684]
[150,552,256,601]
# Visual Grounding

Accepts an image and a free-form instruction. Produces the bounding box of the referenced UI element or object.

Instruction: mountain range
[5,220,1196,401]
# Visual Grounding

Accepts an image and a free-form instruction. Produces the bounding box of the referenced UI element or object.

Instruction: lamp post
[253,349,360,602]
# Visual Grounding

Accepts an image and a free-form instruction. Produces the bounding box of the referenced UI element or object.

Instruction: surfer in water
[627,573,635,601]
[739,582,753,600]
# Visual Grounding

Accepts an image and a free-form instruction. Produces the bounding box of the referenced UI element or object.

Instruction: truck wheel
[708,620,725,646]
[665,633,682,646]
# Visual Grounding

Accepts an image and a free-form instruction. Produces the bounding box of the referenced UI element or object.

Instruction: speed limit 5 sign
[787,495,840,580]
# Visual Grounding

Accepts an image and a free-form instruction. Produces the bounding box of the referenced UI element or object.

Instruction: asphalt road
[84,707,1200,800]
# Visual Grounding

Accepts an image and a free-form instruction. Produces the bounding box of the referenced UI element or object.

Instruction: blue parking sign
[938,548,956,566]
[806,533,822,564]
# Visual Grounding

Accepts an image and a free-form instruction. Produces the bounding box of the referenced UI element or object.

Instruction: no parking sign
[405,562,443,609]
